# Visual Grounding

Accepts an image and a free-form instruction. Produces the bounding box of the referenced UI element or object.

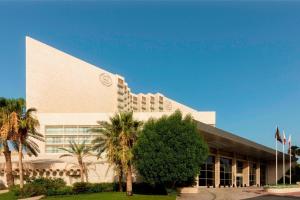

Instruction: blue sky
[0,1,299,149]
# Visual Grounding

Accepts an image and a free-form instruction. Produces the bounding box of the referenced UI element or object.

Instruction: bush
[133,110,209,189]
[72,182,92,194]
[9,185,21,197]
[97,183,115,192]
[29,177,66,190]
[19,184,46,198]
[73,182,116,194]
[10,178,67,198]
[47,186,73,196]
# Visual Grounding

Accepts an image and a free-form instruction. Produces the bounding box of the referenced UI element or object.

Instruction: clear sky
[0,1,299,149]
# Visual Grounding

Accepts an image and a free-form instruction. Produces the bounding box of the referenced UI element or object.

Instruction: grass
[0,191,16,200]
[0,192,176,200]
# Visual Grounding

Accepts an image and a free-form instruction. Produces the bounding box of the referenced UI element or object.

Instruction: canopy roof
[197,121,287,161]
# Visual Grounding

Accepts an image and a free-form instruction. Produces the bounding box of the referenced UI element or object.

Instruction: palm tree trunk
[126,163,133,196]
[3,142,14,187]
[118,168,123,192]
[18,141,24,189]
[84,163,88,183]
[78,159,84,182]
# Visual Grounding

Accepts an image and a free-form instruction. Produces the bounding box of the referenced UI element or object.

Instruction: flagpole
[290,135,292,185]
[283,141,285,185]
[283,131,285,185]
[276,135,278,185]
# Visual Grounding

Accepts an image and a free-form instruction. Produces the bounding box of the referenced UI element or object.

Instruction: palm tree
[95,112,142,196]
[92,119,124,192]
[16,107,44,189]
[0,98,24,187]
[291,146,300,158]
[59,141,92,182]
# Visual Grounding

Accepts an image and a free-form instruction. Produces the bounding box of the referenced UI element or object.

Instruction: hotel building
[0,37,292,187]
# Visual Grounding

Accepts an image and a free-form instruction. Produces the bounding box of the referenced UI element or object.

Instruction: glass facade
[199,156,215,186]
[249,163,257,186]
[45,125,98,153]
[237,160,243,174]
[260,163,267,186]
[220,157,232,186]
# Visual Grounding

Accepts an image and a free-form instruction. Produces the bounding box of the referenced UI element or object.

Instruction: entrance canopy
[196,121,286,161]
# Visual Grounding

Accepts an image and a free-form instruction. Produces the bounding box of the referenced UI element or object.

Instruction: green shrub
[10,178,68,198]
[9,185,21,197]
[47,186,73,196]
[98,183,115,192]
[72,182,92,194]
[19,184,47,198]
[30,177,66,190]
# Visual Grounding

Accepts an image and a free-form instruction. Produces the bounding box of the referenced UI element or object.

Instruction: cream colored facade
[0,37,215,186]
[0,37,290,187]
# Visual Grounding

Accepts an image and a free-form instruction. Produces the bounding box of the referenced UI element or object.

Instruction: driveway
[177,188,300,200]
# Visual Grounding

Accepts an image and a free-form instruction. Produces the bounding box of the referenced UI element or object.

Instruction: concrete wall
[26,37,119,113]
[267,160,292,185]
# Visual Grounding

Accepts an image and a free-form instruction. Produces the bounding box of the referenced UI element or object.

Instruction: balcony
[118,88,124,94]
[118,104,124,109]
[117,96,124,102]
[118,78,124,87]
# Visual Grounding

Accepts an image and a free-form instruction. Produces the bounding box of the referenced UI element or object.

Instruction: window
[237,161,243,174]
[64,126,77,134]
[45,125,98,153]
[46,136,62,144]
[249,163,256,186]
[45,126,63,135]
[220,157,232,186]
[46,146,64,153]
[260,163,267,186]
[199,156,215,186]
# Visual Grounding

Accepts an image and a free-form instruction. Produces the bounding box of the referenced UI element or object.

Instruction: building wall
[267,160,291,185]
[26,36,216,123]
[26,37,119,113]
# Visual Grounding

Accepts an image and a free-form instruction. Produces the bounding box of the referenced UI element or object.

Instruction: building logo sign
[99,73,112,87]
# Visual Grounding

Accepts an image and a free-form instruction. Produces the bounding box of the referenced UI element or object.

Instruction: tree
[133,110,208,189]
[290,146,300,158]
[59,141,92,182]
[0,98,24,187]
[93,112,142,196]
[117,112,142,196]
[92,119,124,192]
[16,107,44,189]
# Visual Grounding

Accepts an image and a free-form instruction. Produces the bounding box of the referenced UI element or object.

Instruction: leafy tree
[59,141,92,182]
[133,110,208,189]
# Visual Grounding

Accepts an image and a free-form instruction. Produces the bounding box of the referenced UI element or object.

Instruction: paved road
[177,188,300,200]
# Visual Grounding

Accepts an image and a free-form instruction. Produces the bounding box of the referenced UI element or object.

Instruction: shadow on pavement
[244,194,300,200]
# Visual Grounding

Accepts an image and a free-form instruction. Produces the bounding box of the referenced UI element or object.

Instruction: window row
[45,126,98,135]
[46,136,94,144]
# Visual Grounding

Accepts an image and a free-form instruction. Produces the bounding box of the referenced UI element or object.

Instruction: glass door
[236,176,243,187]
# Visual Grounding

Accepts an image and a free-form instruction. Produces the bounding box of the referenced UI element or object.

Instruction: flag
[283,131,286,145]
[275,127,282,143]
[288,135,291,148]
